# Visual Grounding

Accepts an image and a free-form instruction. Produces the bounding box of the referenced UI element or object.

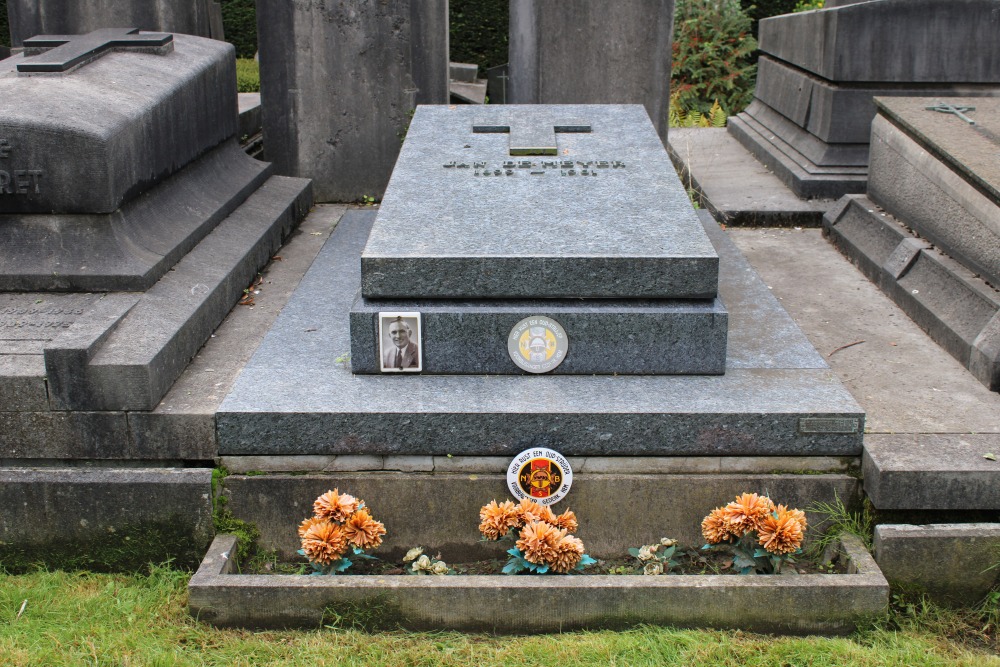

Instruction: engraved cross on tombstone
[473,119,591,155]
[17,28,174,75]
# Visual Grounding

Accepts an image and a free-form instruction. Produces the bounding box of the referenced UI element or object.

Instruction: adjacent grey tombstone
[0,30,313,416]
[823,96,1000,390]
[729,0,1000,198]
[257,0,449,202]
[508,0,674,144]
[5,0,225,46]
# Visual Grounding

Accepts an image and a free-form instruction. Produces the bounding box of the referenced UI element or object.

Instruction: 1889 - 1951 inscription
[0,138,44,196]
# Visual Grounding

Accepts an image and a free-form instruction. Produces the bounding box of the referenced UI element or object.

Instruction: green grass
[235,58,260,93]
[1,566,998,666]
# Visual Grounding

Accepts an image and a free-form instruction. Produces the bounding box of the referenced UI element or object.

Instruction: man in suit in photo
[382,316,419,370]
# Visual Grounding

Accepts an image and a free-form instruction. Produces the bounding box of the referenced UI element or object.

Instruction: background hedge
[450,0,507,74]
[221,0,257,58]
[741,0,799,36]
[1,2,9,48]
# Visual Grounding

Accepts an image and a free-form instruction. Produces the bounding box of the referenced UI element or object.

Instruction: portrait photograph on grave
[378,312,422,372]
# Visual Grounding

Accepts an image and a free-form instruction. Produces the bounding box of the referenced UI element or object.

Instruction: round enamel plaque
[507,316,568,373]
[507,448,573,506]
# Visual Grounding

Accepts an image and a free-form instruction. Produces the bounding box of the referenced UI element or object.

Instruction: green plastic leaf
[331,558,353,573]
[507,547,523,558]
[535,564,549,574]
[578,554,597,568]
[733,553,757,571]
[628,548,642,558]
[753,548,769,558]
[296,549,306,557]
[662,546,676,560]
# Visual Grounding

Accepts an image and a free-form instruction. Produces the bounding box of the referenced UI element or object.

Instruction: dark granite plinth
[349,295,728,375]
[361,105,718,300]
[218,210,863,457]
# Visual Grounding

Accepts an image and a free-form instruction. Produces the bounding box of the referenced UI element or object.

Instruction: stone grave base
[824,195,1000,391]
[189,533,887,633]
[217,210,863,457]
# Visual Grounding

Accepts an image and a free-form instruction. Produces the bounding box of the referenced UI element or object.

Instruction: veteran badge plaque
[507,316,568,373]
[507,447,573,505]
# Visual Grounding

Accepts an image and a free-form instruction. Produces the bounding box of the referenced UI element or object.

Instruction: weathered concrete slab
[361,105,719,299]
[218,209,862,457]
[190,533,886,634]
[868,97,1000,287]
[824,194,1000,390]
[0,33,237,214]
[668,128,836,227]
[874,523,1000,603]
[6,0,221,46]
[257,0,448,202]
[0,411,129,459]
[0,467,213,570]
[349,294,728,375]
[508,0,674,143]
[0,141,271,292]
[863,434,1000,510]
[758,0,1000,83]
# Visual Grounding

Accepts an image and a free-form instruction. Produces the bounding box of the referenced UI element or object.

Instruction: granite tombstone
[0,29,312,421]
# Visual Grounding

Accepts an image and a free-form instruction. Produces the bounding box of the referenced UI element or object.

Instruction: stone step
[217,209,863,457]
[863,434,1000,510]
[824,194,1000,390]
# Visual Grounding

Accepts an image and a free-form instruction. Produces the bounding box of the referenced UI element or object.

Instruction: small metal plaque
[507,316,568,373]
[507,447,573,506]
[798,417,860,434]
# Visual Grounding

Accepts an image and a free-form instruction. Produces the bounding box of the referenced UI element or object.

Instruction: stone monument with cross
[0,29,312,421]
[729,0,1000,198]
[825,96,1000,390]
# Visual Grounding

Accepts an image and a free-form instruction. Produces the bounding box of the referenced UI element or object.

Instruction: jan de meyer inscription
[444,159,626,177]
[0,139,45,196]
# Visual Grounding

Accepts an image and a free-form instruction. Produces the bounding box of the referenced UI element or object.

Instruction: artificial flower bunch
[479,498,596,574]
[701,492,807,574]
[403,547,451,575]
[297,489,386,574]
[629,537,680,575]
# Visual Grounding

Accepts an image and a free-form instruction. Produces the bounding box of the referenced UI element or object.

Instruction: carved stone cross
[473,119,592,155]
[17,28,173,74]
[926,102,977,126]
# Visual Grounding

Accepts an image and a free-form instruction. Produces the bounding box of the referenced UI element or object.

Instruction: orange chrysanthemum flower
[479,500,522,540]
[720,493,775,536]
[298,516,327,539]
[515,498,545,524]
[313,489,360,522]
[758,505,807,555]
[342,508,386,549]
[516,520,561,565]
[701,507,734,544]
[549,534,585,573]
[301,520,348,565]
[553,509,578,533]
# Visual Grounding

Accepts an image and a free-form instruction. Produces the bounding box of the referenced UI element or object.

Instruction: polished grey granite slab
[360,105,719,299]
[349,294,728,375]
[218,210,862,457]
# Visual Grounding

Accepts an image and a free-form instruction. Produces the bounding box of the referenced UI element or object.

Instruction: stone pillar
[508,0,674,144]
[5,0,219,45]
[257,0,449,203]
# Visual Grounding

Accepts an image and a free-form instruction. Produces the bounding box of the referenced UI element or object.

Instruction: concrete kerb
[188,533,888,633]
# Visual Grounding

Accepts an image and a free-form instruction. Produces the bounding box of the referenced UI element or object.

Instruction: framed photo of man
[378,312,423,373]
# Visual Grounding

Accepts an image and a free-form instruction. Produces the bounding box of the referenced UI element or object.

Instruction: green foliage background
[221,0,257,58]
[740,0,800,36]
[450,0,508,75]
[0,1,9,48]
